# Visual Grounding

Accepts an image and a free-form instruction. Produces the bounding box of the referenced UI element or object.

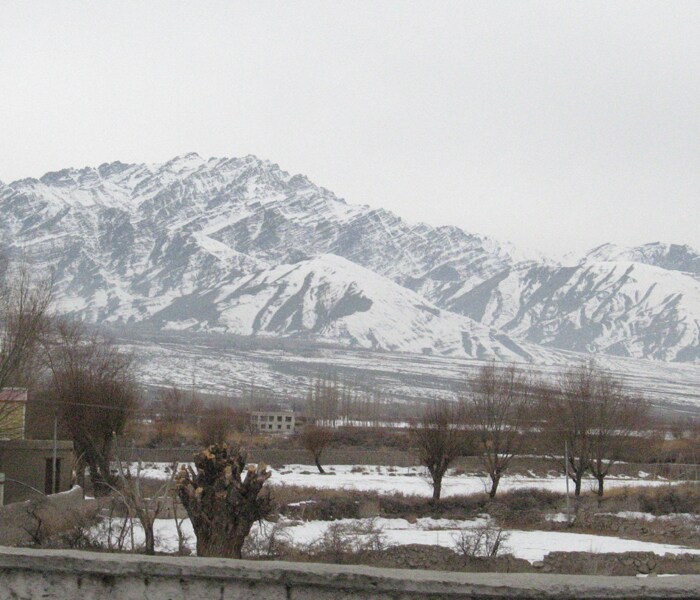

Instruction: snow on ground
[603,511,699,522]
[132,462,674,498]
[89,515,700,563]
[271,464,671,497]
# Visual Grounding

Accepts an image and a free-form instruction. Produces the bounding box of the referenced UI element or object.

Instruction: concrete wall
[0,440,74,504]
[1,547,699,599]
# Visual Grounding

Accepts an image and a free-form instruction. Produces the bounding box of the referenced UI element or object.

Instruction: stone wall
[566,511,700,547]
[534,551,700,576]
[1,547,700,600]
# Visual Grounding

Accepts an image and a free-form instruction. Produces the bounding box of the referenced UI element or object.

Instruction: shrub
[306,519,387,563]
[638,484,700,515]
[452,522,510,560]
[486,488,562,528]
[243,522,294,559]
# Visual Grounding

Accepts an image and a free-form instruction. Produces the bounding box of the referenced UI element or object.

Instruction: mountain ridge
[1,153,698,363]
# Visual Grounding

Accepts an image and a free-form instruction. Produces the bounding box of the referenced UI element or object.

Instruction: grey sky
[1,1,698,255]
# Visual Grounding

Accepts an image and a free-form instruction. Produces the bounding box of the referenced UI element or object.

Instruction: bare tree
[176,444,272,558]
[0,258,53,436]
[412,400,465,501]
[198,401,237,446]
[465,364,531,498]
[44,320,139,495]
[539,363,599,496]
[171,488,191,555]
[587,374,648,496]
[301,424,333,474]
[154,386,188,444]
[114,457,177,555]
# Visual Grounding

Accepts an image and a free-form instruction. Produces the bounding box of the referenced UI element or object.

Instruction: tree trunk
[196,529,245,559]
[314,455,325,474]
[574,473,583,497]
[91,451,116,497]
[596,474,605,497]
[75,456,86,492]
[432,474,443,501]
[85,456,109,497]
[488,473,500,498]
[144,524,155,555]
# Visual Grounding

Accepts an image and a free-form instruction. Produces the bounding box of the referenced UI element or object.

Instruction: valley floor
[89,513,700,563]
[135,462,675,498]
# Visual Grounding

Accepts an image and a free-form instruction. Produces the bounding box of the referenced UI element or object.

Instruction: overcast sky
[1,1,698,255]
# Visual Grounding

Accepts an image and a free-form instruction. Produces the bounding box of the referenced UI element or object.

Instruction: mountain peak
[2,153,698,363]
[585,241,700,278]
[161,152,206,172]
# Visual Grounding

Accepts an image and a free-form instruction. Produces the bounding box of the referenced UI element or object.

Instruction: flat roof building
[0,439,74,505]
[249,411,295,434]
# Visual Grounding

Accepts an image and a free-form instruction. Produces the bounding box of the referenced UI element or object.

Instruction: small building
[249,410,295,433]
[0,388,28,440]
[0,388,75,505]
[0,439,74,505]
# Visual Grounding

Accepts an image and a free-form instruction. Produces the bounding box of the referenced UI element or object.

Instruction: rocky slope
[0,153,698,362]
[440,259,700,362]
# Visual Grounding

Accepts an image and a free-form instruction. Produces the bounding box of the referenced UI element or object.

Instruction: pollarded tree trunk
[489,473,501,499]
[176,444,272,559]
[144,523,156,556]
[573,472,583,497]
[85,455,110,497]
[431,472,443,502]
[192,514,252,559]
[596,474,605,497]
[314,454,326,474]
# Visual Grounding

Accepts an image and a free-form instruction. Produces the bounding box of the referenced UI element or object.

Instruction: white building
[249,411,295,433]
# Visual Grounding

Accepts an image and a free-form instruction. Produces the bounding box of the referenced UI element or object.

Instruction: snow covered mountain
[151,253,548,361]
[442,260,700,362]
[585,243,700,281]
[0,153,698,363]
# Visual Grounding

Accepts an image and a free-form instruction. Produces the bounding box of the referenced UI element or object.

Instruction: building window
[285,416,292,422]
[44,458,61,495]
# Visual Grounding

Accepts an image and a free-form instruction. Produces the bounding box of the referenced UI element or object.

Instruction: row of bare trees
[413,362,648,501]
[153,387,249,446]
[305,373,394,427]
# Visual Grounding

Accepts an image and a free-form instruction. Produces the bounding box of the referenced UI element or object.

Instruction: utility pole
[564,440,571,523]
[52,412,58,494]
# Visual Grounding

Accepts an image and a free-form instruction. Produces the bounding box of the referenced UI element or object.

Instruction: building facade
[249,411,295,433]
[0,389,27,441]
[0,439,74,505]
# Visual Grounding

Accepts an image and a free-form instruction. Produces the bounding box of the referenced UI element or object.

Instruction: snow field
[88,515,700,563]
[134,462,675,499]
[101,463,698,563]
